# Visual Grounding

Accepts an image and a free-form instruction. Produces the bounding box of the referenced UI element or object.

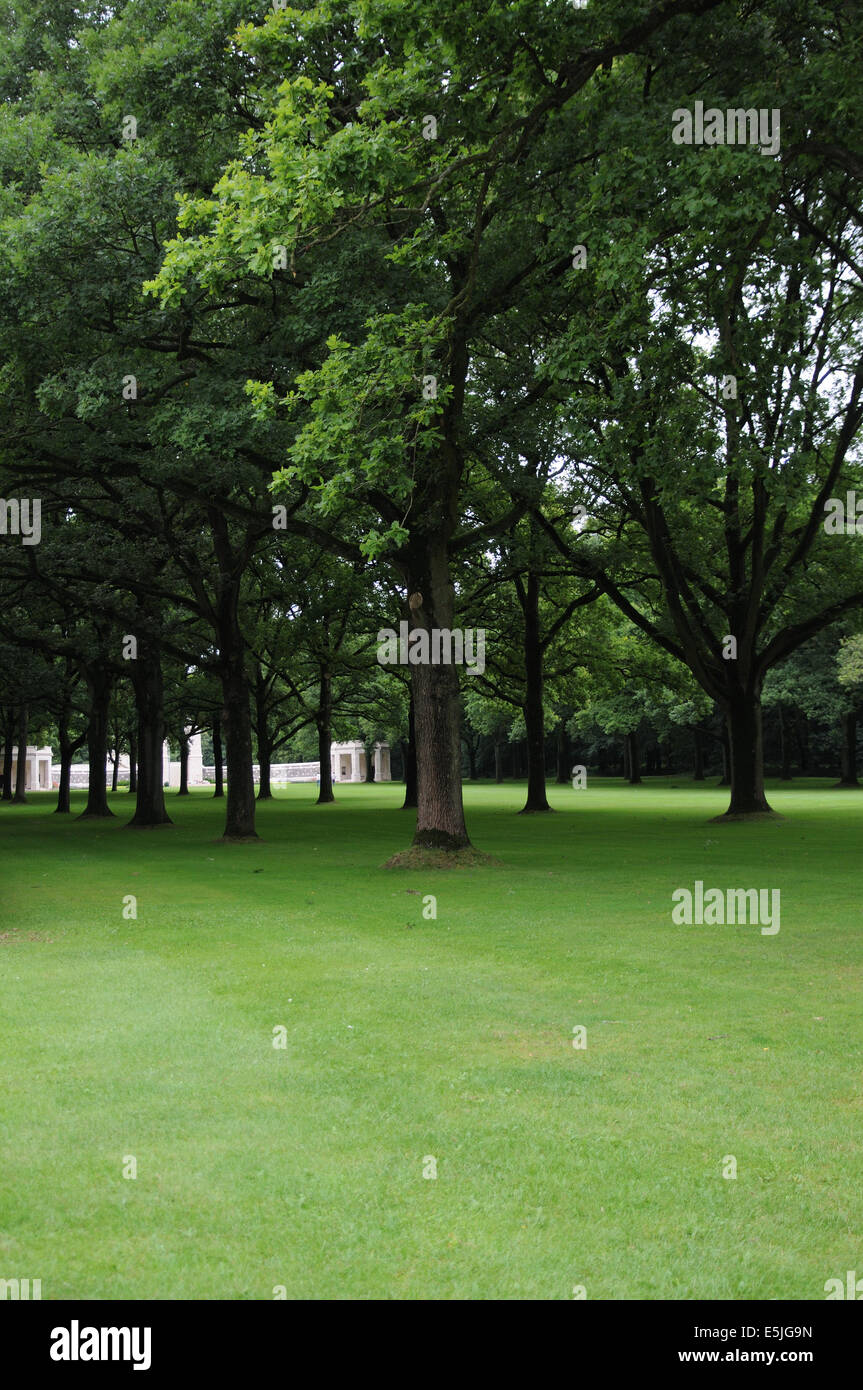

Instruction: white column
[162,740,171,787]
[373,744,381,780]
[380,745,391,781]
[351,744,361,781]
[187,731,204,785]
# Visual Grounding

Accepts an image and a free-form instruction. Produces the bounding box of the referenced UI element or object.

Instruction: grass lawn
[0,778,860,1300]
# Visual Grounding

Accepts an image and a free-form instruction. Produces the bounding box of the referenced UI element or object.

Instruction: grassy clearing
[0,778,859,1299]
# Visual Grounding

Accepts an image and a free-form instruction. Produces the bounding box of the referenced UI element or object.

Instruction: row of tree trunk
[6,628,861,842]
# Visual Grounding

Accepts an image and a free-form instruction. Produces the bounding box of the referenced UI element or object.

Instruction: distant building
[4,746,52,792]
[49,732,392,788]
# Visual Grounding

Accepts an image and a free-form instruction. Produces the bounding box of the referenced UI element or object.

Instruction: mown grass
[0,777,859,1300]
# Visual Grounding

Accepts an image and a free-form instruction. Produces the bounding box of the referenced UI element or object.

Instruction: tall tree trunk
[177,731,189,796]
[55,714,73,814]
[494,738,503,784]
[13,704,28,802]
[837,710,859,787]
[257,737,272,799]
[111,745,120,793]
[79,669,114,818]
[720,687,773,816]
[128,730,137,793]
[693,726,705,781]
[365,740,375,783]
[212,718,224,798]
[406,535,471,851]
[2,719,13,802]
[127,644,172,828]
[220,654,257,839]
[402,695,417,809]
[625,730,642,785]
[520,563,551,810]
[778,705,793,781]
[316,668,334,805]
[254,668,272,800]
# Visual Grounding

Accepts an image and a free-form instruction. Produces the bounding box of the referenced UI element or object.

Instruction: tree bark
[494,738,503,784]
[316,668,334,804]
[111,746,120,793]
[365,740,375,782]
[128,730,137,793]
[127,644,172,828]
[220,655,257,838]
[1,719,13,801]
[256,737,272,799]
[79,669,114,818]
[401,695,417,809]
[55,714,74,814]
[625,730,642,785]
[520,570,551,812]
[407,535,471,851]
[720,687,773,816]
[177,731,189,795]
[212,718,224,798]
[13,704,28,802]
[837,710,859,787]
[254,668,273,799]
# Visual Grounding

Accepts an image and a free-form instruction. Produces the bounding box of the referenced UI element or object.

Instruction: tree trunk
[622,736,630,781]
[778,705,793,781]
[720,688,773,816]
[494,738,503,784]
[212,718,224,798]
[254,669,273,800]
[220,655,257,839]
[401,695,417,809]
[693,726,705,781]
[257,736,272,799]
[128,730,137,793]
[111,746,120,793]
[520,571,550,813]
[625,730,642,785]
[13,704,28,802]
[316,668,334,804]
[55,715,73,814]
[127,644,172,828]
[177,731,189,795]
[837,710,859,787]
[79,670,114,818]
[407,536,471,851]
[365,741,375,783]
[1,720,13,802]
